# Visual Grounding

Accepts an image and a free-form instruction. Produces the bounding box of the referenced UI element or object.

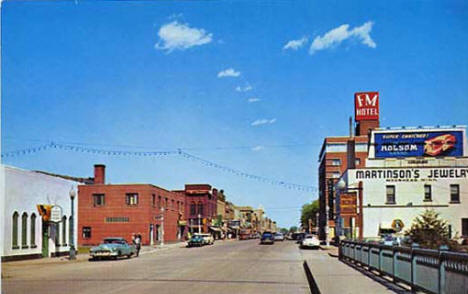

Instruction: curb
[303,260,321,294]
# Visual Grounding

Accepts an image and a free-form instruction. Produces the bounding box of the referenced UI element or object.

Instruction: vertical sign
[355,92,379,121]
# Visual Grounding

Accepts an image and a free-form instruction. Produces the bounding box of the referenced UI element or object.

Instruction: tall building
[318,92,379,240]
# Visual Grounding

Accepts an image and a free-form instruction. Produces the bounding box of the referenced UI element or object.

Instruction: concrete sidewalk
[302,248,412,294]
[2,242,186,267]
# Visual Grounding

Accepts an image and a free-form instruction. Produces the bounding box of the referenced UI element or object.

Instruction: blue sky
[2,0,468,228]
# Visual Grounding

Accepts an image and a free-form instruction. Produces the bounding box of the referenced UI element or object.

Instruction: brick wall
[78,184,185,246]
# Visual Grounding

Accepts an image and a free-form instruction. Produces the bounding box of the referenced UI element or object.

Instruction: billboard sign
[374,130,464,158]
[355,92,379,121]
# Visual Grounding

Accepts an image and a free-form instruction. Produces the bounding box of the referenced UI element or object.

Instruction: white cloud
[155,21,212,52]
[283,36,308,50]
[309,21,376,54]
[251,145,264,151]
[235,85,253,92]
[251,118,277,126]
[217,68,241,78]
[248,97,261,103]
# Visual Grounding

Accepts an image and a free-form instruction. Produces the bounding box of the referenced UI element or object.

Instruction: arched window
[197,202,204,215]
[12,212,19,249]
[62,216,67,246]
[30,213,37,247]
[22,212,28,248]
[190,202,196,215]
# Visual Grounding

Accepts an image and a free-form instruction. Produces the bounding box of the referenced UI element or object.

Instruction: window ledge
[423,199,432,202]
[21,245,29,249]
[449,201,460,204]
[12,246,20,250]
[385,202,396,205]
[31,245,38,248]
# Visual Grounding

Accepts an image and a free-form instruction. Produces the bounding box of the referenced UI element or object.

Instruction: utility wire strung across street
[2,142,318,192]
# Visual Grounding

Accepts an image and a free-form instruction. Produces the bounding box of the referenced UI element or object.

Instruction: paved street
[2,240,309,294]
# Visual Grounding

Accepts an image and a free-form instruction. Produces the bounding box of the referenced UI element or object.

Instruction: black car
[260,232,275,245]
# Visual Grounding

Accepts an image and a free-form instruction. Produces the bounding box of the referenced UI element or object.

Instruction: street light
[325,205,330,247]
[69,187,76,260]
[198,214,201,233]
[160,207,165,247]
[336,179,363,240]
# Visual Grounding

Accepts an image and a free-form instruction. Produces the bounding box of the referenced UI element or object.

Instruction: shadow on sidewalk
[340,259,414,294]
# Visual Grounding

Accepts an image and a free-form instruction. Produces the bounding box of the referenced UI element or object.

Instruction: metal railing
[339,240,468,294]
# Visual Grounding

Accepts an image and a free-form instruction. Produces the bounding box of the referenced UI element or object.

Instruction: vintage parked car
[187,235,205,247]
[260,232,275,245]
[195,233,214,245]
[90,237,136,260]
[274,233,285,241]
[300,234,320,249]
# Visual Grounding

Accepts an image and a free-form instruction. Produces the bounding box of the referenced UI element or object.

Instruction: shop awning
[209,226,222,232]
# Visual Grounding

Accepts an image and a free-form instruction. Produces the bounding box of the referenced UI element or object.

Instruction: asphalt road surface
[2,239,310,294]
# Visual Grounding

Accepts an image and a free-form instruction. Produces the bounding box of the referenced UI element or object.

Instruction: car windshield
[262,233,272,237]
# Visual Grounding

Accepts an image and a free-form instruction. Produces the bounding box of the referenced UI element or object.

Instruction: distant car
[90,237,136,260]
[195,233,214,245]
[260,232,275,245]
[187,235,204,247]
[274,233,285,241]
[380,235,406,246]
[300,234,320,249]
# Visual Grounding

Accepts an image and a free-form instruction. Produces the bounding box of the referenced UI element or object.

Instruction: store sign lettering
[355,92,379,121]
[356,168,468,180]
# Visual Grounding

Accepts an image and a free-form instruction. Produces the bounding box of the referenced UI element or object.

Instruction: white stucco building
[2,165,79,261]
[336,126,468,239]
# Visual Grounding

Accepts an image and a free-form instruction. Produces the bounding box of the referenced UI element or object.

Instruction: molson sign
[355,92,379,121]
[374,130,464,158]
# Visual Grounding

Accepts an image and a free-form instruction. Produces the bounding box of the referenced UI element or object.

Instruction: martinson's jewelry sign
[356,168,468,181]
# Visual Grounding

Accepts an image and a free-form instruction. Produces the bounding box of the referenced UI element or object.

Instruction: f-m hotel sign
[355,92,379,121]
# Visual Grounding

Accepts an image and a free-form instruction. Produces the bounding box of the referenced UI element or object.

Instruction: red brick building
[78,165,185,246]
[318,93,380,241]
[174,184,218,234]
[318,135,369,240]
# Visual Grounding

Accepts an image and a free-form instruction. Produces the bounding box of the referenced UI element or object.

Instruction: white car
[274,233,285,241]
[300,234,320,249]
[194,233,214,245]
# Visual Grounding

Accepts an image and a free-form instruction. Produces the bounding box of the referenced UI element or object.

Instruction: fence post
[378,245,383,275]
[368,243,371,270]
[339,241,343,261]
[411,243,420,292]
[438,245,448,294]
[392,246,397,283]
